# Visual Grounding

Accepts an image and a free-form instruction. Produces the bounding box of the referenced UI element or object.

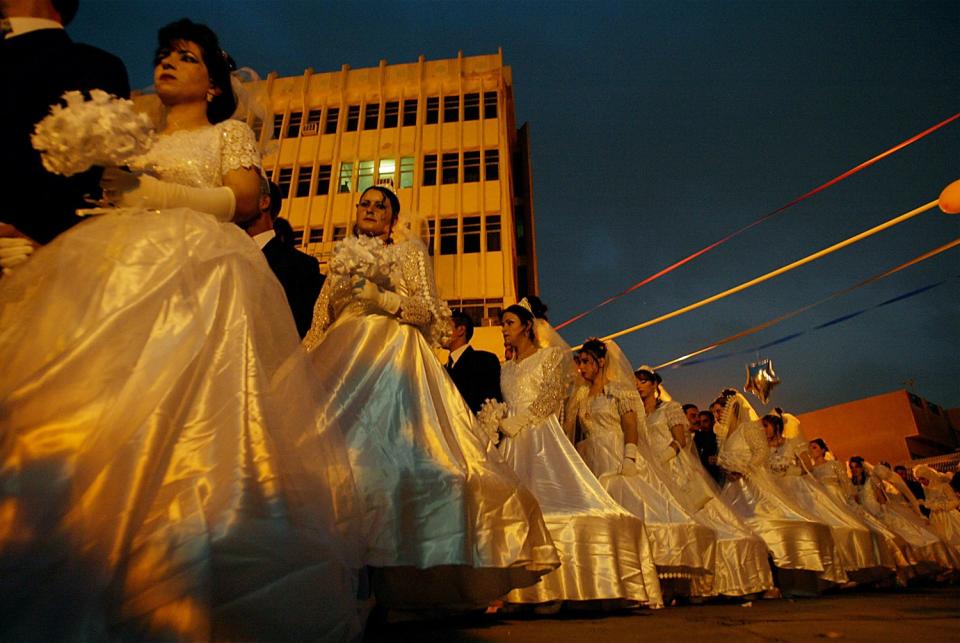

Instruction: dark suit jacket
[447,345,502,414]
[1,29,130,243]
[693,429,723,484]
[262,236,325,338]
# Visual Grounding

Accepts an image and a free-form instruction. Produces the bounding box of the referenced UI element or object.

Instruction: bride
[302,187,559,608]
[0,19,360,642]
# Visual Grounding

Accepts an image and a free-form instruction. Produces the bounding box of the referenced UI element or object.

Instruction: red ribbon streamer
[555,111,960,330]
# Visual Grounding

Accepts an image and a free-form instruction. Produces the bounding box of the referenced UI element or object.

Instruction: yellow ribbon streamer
[598,199,939,344]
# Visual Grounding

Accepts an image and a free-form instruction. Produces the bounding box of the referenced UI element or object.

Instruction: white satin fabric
[304,239,560,608]
[499,348,663,606]
[0,208,361,640]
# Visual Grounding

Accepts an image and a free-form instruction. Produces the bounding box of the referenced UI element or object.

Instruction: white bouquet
[31,90,156,176]
[476,398,508,447]
[328,234,394,284]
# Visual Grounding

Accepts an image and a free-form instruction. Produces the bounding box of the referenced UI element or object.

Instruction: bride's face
[501,312,530,348]
[574,353,601,383]
[355,189,394,238]
[154,40,218,106]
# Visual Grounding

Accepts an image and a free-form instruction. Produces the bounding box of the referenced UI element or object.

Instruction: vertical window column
[277,167,294,197]
[425,97,439,124]
[402,99,418,126]
[443,95,460,123]
[464,93,480,121]
[295,165,312,197]
[483,91,497,119]
[441,153,459,184]
[484,149,499,181]
[287,111,302,138]
[346,105,360,132]
[463,151,481,182]
[422,154,438,186]
[315,164,332,195]
[363,103,380,130]
[324,107,340,134]
[384,101,399,128]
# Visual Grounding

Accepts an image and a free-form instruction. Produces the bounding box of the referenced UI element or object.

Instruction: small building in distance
[242,50,536,355]
[798,389,959,465]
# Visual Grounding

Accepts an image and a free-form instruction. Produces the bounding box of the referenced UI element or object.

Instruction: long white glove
[104,169,236,222]
[500,413,531,438]
[622,442,639,476]
[0,237,35,276]
[355,279,401,315]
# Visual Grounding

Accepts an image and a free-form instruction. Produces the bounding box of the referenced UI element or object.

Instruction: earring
[206,91,214,103]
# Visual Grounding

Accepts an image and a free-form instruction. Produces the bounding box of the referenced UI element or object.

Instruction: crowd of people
[1,3,959,641]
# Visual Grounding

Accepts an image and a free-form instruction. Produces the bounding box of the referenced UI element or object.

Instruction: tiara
[517,297,533,313]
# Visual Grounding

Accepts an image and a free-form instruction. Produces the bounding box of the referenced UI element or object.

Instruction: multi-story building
[242,49,537,334]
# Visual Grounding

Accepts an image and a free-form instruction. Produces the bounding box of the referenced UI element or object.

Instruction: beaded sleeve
[302,275,352,352]
[744,422,772,472]
[922,483,960,511]
[395,239,452,346]
[508,347,569,435]
[217,120,261,173]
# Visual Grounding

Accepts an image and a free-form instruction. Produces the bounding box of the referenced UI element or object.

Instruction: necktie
[446,355,454,370]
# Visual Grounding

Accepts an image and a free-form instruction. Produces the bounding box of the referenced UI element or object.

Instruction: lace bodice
[767,437,805,476]
[500,347,568,436]
[717,420,768,475]
[573,381,642,440]
[644,399,687,452]
[303,236,451,350]
[130,120,260,188]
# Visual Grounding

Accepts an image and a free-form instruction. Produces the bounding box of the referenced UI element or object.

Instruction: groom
[0,0,130,250]
[445,310,502,414]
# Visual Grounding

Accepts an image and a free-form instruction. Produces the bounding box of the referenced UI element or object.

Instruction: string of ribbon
[653,238,960,369]
[555,112,960,330]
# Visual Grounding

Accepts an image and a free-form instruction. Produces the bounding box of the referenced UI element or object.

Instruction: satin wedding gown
[303,235,559,608]
[497,347,663,606]
[0,120,360,641]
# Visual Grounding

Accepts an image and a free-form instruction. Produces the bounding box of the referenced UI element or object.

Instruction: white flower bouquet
[328,234,394,284]
[476,398,508,447]
[31,90,156,176]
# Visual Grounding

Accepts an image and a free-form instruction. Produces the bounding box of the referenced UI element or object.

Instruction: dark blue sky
[73,0,959,413]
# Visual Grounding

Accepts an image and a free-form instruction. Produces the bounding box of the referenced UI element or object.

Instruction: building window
[483,91,497,119]
[357,160,375,192]
[441,152,458,184]
[277,167,294,197]
[287,111,302,138]
[337,162,353,193]
[463,216,481,253]
[306,108,322,126]
[295,165,312,197]
[463,151,481,183]
[303,108,322,135]
[308,227,324,244]
[422,154,437,186]
[463,93,480,121]
[363,103,380,130]
[399,156,414,188]
[346,105,360,132]
[333,225,348,241]
[402,99,418,126]
[324,107,340,134]
[484,149,499,181]
[315,164,332,196]
[439,218,458,255]
[272,113,284,139]
[292,228,304,245]
[443,95,459,123]
[383,101,399,128]
[377,158,396,186]
[425,97,439,124]
[486,215,501,251]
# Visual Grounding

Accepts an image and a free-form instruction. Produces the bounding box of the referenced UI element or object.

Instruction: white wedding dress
[0,120,361,641]
[498,346,663,606]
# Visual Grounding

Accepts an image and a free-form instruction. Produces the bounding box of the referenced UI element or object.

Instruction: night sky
[71,1,959,414]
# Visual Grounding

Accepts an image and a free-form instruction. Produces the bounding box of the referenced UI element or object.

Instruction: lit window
[426,97,439,124]
[439,218,458,255]
[295,165,312,197]
[272,113,284,139]
[346,105,360,132]
[443,95,459,122]
[463,93,480,121]
[277,167,294,197]
[315,164,332,196]
[325,107,340,134]
[308,227,324,244]
[483,91,497,119]
[378,158,396,185]
[363,103,380,130]
[484,149,499,181]
[338,162,353,193]
[463,151,481,183]
[486,215,501,251]
[422,154,437,186]
[287,111,302,138]
[399,157,414,188]
[441,153,458,184]
[384,101,399,128]
[333,225,348,241]
[357,160,375,192]
[463,216,481,253]
[402,99,418,126]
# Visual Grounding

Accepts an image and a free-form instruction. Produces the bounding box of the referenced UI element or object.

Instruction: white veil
[715,390,759,441]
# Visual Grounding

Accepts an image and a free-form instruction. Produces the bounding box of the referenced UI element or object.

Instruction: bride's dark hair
[155,18,237,124]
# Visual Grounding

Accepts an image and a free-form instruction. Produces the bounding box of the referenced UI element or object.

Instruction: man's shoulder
[468,347,501,366]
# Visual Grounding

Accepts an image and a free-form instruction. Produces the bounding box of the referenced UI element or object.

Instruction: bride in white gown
[493,303,663,607]
[302,189,559,609]
[0,20,359,641]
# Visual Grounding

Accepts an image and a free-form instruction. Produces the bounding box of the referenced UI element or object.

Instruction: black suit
[1,28,130,243]
[262,236,325,338]
[693,429,723,485]
[446,345,502,414]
